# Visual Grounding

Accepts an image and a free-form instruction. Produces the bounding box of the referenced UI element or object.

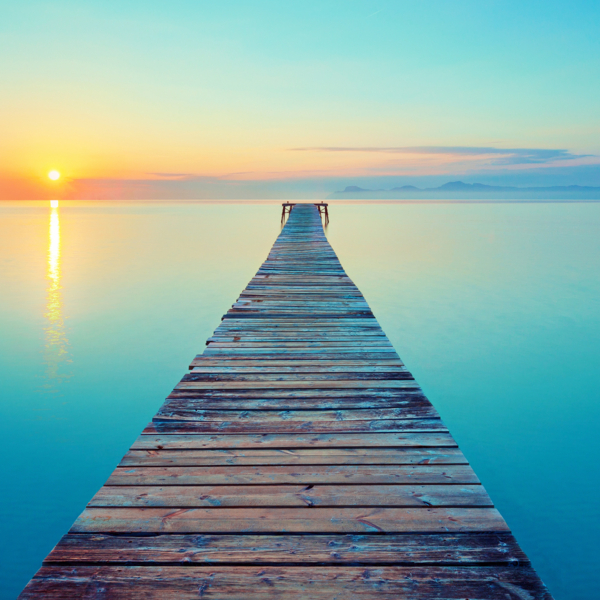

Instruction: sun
[48,170,61,181]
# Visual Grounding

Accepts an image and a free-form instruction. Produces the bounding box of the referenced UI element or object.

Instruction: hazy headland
[328,180,600,201]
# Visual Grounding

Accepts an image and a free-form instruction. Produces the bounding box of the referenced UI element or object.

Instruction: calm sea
[1,200,599,599]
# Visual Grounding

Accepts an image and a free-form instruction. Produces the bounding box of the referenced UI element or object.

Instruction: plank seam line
[40,561,530,567]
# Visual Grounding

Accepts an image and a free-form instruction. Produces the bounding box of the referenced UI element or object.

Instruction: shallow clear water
[1,200,599,599]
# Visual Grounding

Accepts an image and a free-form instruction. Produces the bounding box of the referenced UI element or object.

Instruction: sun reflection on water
[44,201,70,386]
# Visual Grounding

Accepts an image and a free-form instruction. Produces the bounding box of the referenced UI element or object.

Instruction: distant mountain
[437,181,512,191]
[341,185,385,193]
[342,186,369,192]
[330,181,600,200]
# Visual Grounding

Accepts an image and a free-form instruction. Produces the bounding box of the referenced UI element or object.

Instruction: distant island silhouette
[329,181,600,200]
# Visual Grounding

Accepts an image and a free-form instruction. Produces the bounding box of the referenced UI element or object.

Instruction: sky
[1,0,599,199]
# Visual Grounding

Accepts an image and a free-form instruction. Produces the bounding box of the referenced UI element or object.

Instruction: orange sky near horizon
[4,147,599,201]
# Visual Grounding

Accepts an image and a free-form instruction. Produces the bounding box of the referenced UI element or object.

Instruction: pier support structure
[281,202,295,226]
[315,201,329,226]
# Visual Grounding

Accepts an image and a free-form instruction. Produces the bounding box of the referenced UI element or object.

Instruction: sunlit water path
[1,200,599,599]
[43,203,71,388]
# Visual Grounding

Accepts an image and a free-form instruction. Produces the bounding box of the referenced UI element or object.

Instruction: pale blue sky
[1,0,599,197]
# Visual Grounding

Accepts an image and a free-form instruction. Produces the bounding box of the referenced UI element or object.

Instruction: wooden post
[281,202,296,226]
[314,202,329,226]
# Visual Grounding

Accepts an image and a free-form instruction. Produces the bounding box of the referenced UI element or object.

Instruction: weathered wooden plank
[221,313,376,320]
[231,287,371,292]
[21,565,551,598]
[257,270,350,277]
[213,328,381,333]
[198,353,402,361]
[212,324,384,329]
[71,507,508,533]
[89,484,492,508]
[142,418,445,434]
[238,292,364,297]
[230,303,373,310]
[255,268,348,272]
[209,331,389,338]
[206,336,392,343]
[45,532,528,565]
[221,320,378,326]
[214,320,383,327]
[182,372,412,382]
[106,464,479,485]
[168,389,424,401]
[132,432,458,450]
[212,327,385,331]
[155,404,439,421]
[233,297,371,302]
[190,359,405,369]
[190,365,406,373]
[248,278,356,282]
[216,316,381,321]
[202,348,398,356]
[206,342,394,349]
[174,380,417,389]
[119,448,468,467]
[161,396,429,411]
[209,332,390,338]
[213,324,381,328]
[231,301,373,306]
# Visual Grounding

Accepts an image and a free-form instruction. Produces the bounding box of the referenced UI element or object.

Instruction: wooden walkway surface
[20,204,553,598]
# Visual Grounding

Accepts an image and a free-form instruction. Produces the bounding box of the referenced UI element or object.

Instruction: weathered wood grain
[174,380,418,389]
[20,565,553,599]
[142,418,446,434]
[105,464,479,485]
[155,404,439,421]
[181,372,412,381]
[168,388,424,400]
[89,484,492,508]
[190,360,405,369]
[189,363,407,371]
[198,352,402,361]
[119,448,468,467]
[132,432,458,450]
[71,507,508,533]
[160,395,431,411]
[45,532,529,565]
[200,351,401,360]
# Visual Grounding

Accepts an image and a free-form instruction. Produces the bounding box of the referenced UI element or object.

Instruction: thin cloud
[146,172,195,179]
[289,146,591,165]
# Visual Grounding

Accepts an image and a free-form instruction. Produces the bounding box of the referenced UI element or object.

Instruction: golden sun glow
[44,203,70,385]
[48,170,61,181]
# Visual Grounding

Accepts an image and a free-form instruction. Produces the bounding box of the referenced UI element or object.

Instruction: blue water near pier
[1,200,599,599]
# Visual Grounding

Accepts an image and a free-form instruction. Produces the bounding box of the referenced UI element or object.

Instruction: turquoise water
[1,201,599,599]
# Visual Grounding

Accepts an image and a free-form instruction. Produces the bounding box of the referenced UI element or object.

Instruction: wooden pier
[20,204,552,598]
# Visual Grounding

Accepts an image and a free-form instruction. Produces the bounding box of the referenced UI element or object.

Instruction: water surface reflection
[43,201,70,387]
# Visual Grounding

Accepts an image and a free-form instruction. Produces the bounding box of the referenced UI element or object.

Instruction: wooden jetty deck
[20,204,553,598]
